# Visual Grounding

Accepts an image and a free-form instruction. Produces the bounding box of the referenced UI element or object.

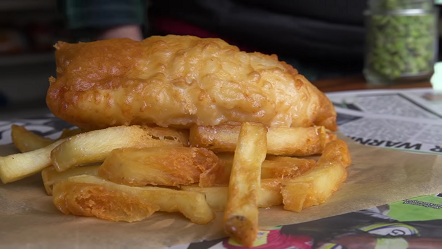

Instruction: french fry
[10,126,83,153]
[57,128,83,139]
[217,153,315,182]
[190,125,336,156]
[53,179,160,222]
[223,122,267,247]
[181,179,282,212]
[0,139,65,183]
[281,140,350,212]
[11,125,55,152]
[182,185,229,212]
[3,116,351,230]
[51,125,189,172]
[213,153,235,184]
[98,147,223,187]
[53,175,215,224]
[259,178,283,208]
[317,139,352,168]
[42,165,100,195]
[189,125,238,152]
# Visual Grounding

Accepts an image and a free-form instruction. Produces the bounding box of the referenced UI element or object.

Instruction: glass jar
[363,0,438,85]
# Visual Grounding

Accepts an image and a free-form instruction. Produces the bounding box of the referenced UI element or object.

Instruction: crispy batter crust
[47,35,337,130]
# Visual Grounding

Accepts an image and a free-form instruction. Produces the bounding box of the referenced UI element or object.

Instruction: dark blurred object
[149,0,367,62]
[57,0,146,41]
[0,0,56,11]
[0,91,8,106]
[27,22,58,52]
[239,0,367,25]
[0,28,28,54]
[0,0,62,109]
[437,3,442,61]
[0,0,68,54]
[0,21,67,55]
[59,0,367,80]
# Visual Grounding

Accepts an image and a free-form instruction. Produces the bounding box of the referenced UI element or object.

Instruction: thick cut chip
[57,128,83,139]
[11,125,83,153]
[182,185,229,212]
[190,125,336,156]
[267,126,336,156]
[11,125,55,152]
[259,178,283,208]
[281,140,351,212]
[42,165,100,195]
[181,179,282,212]
[51,125,189,172]
[262,156,315,178]
[217,153,315,182]
[223,122,267,248]
[0,139,65,183]
[53,181,160,222]
[189,125,238,152]
[98,147,223,187]
[317,139,352,168]
[54,175,215,224]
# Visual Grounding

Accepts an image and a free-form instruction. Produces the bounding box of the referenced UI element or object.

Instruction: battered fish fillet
[47,35,337,131]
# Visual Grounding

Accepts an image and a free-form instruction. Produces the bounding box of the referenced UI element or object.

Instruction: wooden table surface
[312,74,432,93]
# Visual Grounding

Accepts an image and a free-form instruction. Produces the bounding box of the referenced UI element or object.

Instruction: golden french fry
[223,122,267,248]
[53,180,160,222]
[181,179,282,212]
[317,139,352,168]
[98,147,223,187]
[263,156,316,179]
[217,153,315,182]
[42,165,100,195]
[190,125,335,156]
[267,126,335,156]
[10,126,83,153]
[57,128,83,140]
[0,139,65,183]
[213,153,235,184]
[259,178,283,208]
[51,125,189,172]
[181,185,228,212]
[281,140,351,212]
[54,175,215,224]
[189,125,238,152]
[11,125,55,152]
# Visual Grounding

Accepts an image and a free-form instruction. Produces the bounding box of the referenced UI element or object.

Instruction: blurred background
[0,0,442,114]
[0,0,62,113]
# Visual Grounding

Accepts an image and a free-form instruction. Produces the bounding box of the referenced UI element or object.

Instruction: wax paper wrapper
[0,136,441,248]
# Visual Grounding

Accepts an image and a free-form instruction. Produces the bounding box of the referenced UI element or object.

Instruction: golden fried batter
[47,35,337,130]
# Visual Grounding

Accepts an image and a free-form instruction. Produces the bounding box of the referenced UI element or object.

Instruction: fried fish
[47,35,336,130]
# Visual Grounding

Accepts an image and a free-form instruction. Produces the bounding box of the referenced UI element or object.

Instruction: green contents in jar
[364,0,438,82]
[366,13,436,80]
